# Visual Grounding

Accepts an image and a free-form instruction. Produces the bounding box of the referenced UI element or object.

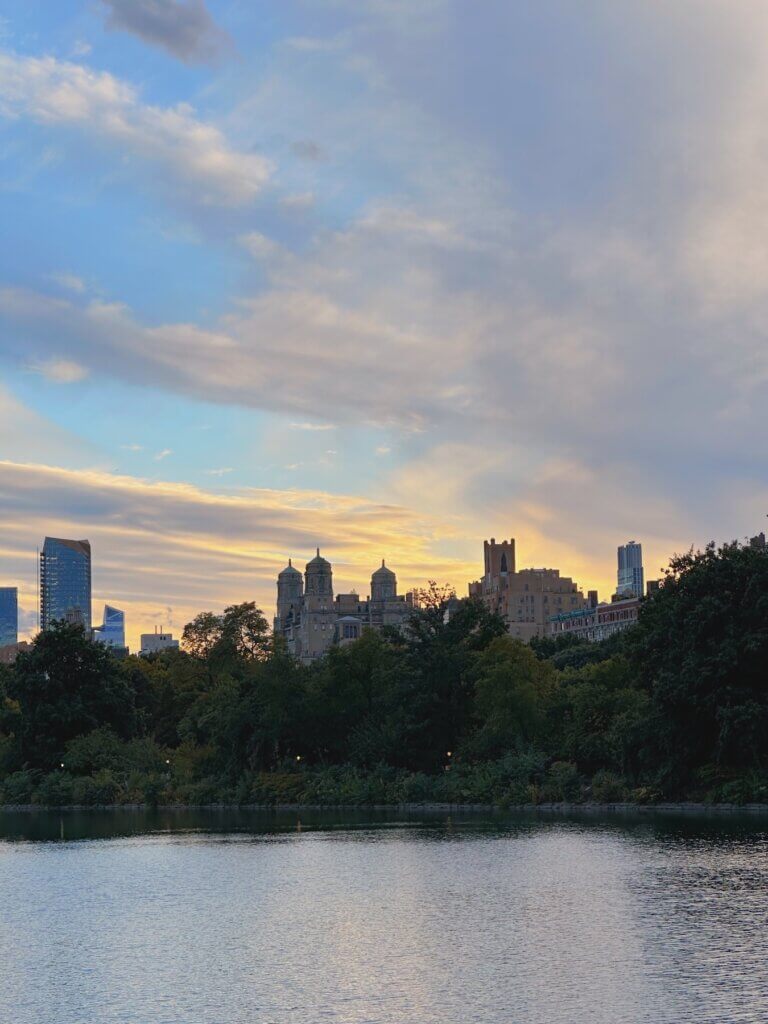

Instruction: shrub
[541,761,582,802]
[35,771,75,807]
[0,769,39,804]
[591,770,627,803]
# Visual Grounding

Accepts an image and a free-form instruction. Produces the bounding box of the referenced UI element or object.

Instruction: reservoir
[0,810,765,1023]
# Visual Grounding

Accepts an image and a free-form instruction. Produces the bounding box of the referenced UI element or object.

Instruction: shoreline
[2,801,768,815]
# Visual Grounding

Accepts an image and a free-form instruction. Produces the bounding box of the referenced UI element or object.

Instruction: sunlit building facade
[469,538,588,641]
[40,537,92,632]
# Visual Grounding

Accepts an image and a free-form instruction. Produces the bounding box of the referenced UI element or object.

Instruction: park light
[60,763,64,769]
[296,755,302,761]
[447,751,452,758]
[165,759,170,765]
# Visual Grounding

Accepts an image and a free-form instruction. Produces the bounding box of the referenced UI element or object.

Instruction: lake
[0,809,766,1023]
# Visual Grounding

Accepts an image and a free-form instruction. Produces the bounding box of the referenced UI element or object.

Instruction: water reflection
[0,810,766,1023]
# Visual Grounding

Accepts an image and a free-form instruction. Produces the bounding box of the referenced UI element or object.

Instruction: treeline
[1,541,767,807]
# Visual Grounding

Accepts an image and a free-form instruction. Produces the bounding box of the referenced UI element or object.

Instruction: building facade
[617,540,644,599]
[275,552,414,663]
[468,538,588,641]
[548,596,641,643]
[140,629,180,656]
[0,641,29,665]
[0,587,18,646]
[40,537,92,632]
[92,604,127,653]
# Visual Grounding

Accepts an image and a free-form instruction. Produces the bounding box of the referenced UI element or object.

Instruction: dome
[306,547,332,571]
[278,558,302,578]
[372,559,396,579]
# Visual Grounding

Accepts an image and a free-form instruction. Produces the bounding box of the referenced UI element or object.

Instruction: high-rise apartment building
[469,538,588,641]
[617,540,644,599]
[40,537,92,632]
[92,604,126,652]
[0,587,18,646]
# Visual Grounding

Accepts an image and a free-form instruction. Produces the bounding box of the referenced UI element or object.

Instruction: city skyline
[1,2,767,650]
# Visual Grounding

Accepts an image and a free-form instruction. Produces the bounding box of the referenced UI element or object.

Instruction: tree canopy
[1,540,766,806]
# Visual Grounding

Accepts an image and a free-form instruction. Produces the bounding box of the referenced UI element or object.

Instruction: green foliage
[469,636,556,757]
[1,544,767,806]
[541,761,582,802]
[627,542,768,791]
[7,622,137,770]
[591,770,628,803]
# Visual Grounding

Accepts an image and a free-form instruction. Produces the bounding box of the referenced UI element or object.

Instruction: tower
[0,587,18,646]
[617,541,644,599]
[40,537,92,631]
[484,538,516,580]
[304,549,333,604]
[276,558,304,625]
[371,560,397,602]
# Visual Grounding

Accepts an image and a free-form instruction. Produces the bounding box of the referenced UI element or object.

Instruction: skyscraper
[617,540,644,599]
[92,604,126,651]
[0,587,18,646]
[40,537,92,632]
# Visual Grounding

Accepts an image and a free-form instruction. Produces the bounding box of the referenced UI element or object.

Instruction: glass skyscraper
[40,537,92,631]
[92,604,126,651]
[0,587,18,646]
[617,540,644,599]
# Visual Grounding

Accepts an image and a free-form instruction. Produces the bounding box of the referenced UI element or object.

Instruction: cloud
[99,0,232,66]
[204,467,233,476]
[239,231,286,262]
[121,444,144,451]
[2,0,768,616]
[0,459,477,650]
[289,422,336,432]
[27,357,88,383]
[279,192,315,211]
[154,448,173,460]
[0,51,270,205]
[49,272,86,293]
[0,386,97,465]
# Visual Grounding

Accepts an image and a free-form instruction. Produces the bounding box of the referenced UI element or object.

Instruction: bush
[591,770,627,803]
[541,761,582,802]
[71,769,121,805]
[0,769,39,804]
[35,771,75,807]
[705,772,768,804]
[631,786,662,804]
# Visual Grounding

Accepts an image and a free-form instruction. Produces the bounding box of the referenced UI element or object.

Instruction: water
[0,809,766,1024]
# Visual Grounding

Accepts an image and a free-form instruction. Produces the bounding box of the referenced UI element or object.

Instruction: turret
[371,559,397,602]
[305,548,333,599]
[276,558,303,624]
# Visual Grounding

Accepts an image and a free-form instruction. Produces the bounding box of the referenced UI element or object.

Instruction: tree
[470,635,557,757]
[627,541,768,789]
[388,596,507,770]
[303,629,404,766]
[182,612,223,660]
[8,622,136,770]
[218,603,271,661]
[182,603,271,666]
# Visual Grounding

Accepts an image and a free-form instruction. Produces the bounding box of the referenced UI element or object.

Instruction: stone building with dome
[274,551,416,663]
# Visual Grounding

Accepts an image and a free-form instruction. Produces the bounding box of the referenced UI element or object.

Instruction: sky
[1,0,767,650]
